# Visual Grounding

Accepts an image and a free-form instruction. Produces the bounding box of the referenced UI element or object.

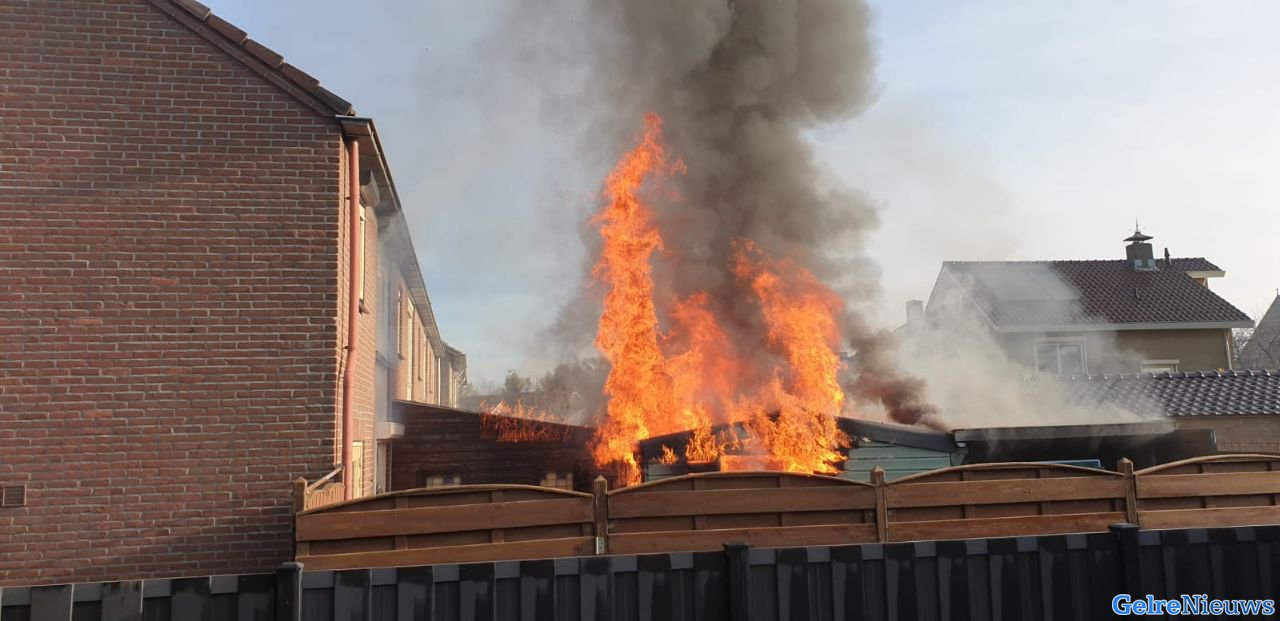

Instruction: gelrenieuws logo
[1113,594,1276,616]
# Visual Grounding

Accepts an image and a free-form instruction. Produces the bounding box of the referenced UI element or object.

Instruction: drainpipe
[341,137,361,499]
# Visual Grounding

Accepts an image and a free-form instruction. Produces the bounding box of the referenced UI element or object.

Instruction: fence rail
[5,524,1280,620]
[295,454,1280,570]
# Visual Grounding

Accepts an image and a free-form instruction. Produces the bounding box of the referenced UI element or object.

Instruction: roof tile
[171,0,211,20]
[1040,370,1280,417]
[943,258,1251,328]
[243,39,284,69]
[280,62,320,92]
[205,13,247,45]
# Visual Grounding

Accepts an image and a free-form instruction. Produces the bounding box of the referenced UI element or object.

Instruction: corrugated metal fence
[5,523,1280,620]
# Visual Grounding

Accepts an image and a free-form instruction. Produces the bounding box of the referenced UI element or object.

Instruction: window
[1141,359,1180,373]
[421,473,461,488]
[540,472,574,491]
[1035,339,1087,375]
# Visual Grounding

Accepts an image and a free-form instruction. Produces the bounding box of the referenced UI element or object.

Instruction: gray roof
[1240,296,1280,369]
[1039,370,1280,416]
[939,258,1252,330]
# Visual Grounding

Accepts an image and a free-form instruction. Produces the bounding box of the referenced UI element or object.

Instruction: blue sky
[208,1,1280,384]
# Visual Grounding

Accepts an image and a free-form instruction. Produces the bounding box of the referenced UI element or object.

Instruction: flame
[658,445,678,465]
[590,113,683,483]
[480,400,572,443]
[589,113,851,484]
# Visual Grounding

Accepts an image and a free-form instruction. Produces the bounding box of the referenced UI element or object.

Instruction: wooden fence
[295,454,1280,571]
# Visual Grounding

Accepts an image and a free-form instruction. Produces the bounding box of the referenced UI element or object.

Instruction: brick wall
[389,404,599,493]
[1173,417,1280,454]
[0,1,344,585]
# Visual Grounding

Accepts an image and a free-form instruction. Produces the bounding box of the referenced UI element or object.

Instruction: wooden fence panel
[606,472,877,554]
[287,456,1280,568]
[296,485,596,571]
[1136,454,1280,530]
[883,462,1128,542]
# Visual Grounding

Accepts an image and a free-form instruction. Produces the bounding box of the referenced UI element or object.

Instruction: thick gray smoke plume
[496,0,936,424]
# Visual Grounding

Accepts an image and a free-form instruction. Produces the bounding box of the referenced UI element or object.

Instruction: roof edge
[997,320,1254,333]
[149,0,355,117]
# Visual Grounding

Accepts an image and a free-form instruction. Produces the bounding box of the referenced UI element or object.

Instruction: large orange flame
[590,114,851,484]
[590,113,682,483]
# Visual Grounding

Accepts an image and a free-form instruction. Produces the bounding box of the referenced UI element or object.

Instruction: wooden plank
[394,497,409,550]
[1138,506,1280,530]
[608,523,879,555]
[887,512,1124,542]
[608,485,874,519]
[846,445,953,459]
[297,537,596,571]
[1136,472,1280,500]
[489,490,505,543]
[885,476,1125,509]
[297,497,593,541]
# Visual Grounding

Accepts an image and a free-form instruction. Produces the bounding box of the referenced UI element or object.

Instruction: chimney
[1124,227,1156,271]
[905,300,925,325]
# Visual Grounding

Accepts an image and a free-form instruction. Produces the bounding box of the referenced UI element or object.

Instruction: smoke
[890,263,1161,428]
[491,0,936,424]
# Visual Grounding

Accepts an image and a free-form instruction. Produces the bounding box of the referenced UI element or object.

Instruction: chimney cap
[1124,228,1153,243]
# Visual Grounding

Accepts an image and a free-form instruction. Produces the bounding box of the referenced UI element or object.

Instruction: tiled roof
[149,0,355,116]
[1241,296,1280,369]
[1042,370,1280,417]
[942,258,1252,329]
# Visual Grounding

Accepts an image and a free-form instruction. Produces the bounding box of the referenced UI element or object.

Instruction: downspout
[341,137,362,499]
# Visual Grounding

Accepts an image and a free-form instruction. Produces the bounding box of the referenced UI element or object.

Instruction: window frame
[1033,336,1089,376]
[1141,359,1180,373]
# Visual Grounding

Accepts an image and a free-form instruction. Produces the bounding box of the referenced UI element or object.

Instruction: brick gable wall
[0,0,343,585]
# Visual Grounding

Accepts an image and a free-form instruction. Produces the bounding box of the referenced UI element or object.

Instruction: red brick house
[0,0,463,586]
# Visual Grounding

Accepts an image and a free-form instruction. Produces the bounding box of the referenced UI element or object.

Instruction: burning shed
[388,401,616,493]
[638,417,1217,482]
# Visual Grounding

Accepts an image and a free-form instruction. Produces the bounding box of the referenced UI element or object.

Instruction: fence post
[276,561,303,621]
[1117,458,1139,525]
[871,467,888,543]
[593,476,610,555]
[293,477,307,514]
[1110,523,1143,597]
[724,542,751,621]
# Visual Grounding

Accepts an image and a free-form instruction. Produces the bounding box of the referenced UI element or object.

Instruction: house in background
[920,230,1253,375]
[1,0,462,586]
[1240,294,1280,369]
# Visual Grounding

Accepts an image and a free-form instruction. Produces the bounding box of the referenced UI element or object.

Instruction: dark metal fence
[5,523,1280,620]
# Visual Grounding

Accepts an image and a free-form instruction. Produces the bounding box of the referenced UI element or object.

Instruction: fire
[589,113,851,484]
[480,401,572,443]
[734,241,849,473]
[590,113,683,482]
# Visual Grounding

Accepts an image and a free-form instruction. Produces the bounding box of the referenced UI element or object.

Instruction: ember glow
[480,401,572,443]
[589,115,850,484]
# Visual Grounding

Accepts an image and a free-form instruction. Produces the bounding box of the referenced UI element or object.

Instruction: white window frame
[1141,359,1180,373]
[1033,337,1089,376]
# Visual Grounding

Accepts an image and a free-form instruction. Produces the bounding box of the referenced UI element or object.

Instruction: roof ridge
[944,257,1212,265]
[153,0,354,116]
[1036,369,1279,382]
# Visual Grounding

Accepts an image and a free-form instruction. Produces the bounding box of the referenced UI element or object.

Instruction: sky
[207,1,1280,385]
